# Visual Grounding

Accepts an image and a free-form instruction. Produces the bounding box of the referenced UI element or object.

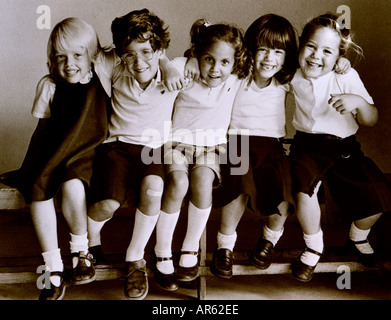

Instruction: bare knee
[166,171,189,200]
[191,167,215,194]
[88,199,120,221]
[139,175,164,215]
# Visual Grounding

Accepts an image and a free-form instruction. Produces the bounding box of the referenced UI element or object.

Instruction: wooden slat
[0,261,374,285]
[0,183,27,210]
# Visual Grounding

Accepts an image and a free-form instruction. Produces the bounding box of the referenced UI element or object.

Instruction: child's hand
[162,67,187,92]
[329,94,378,126]
[328,93,361,114]
[335,57,351,74]
[185,57,200,81]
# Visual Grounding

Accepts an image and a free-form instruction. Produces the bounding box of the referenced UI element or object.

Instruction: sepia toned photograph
[0,0,390,307]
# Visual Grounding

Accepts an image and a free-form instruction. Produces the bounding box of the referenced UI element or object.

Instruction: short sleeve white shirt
[291,68,374,138]
[107,57,185,148]
[171,62,242,147]
[229,77,288,138]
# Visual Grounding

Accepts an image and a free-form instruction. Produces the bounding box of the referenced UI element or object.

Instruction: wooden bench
[1,181,389,300]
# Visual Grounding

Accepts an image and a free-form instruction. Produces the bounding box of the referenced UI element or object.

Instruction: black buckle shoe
[250,238,274,270]
[71,251,96,285]
[176,251,199,282]
[292,247,322,282]
[39,270,69,300]
[346,238,380,268]
[89,245,107,265]
[124,259,148,300]
[151,253,178,291]
[210,248,233,279]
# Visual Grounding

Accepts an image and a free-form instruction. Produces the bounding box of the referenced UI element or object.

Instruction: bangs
[257,28,289,50]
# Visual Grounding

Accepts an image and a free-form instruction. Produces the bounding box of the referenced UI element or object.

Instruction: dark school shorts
[89,141,165,206]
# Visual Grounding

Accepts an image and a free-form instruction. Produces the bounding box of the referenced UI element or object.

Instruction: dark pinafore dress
[6,67,110,203]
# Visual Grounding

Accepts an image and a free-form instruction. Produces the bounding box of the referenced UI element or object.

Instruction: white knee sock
[126,209,159,262]
[87,216,111,248]
[349,222,374,254]
[217,231,237,251]
[154,210,180,274]
[42,248,63,287]
[263,225,284,247]
[70,233,90,268]
[300,229,324,267]
[180,201,211,267]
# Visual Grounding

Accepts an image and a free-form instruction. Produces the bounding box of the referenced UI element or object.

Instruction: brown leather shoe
[124,259,148,300]
[250,238,274,270]
[292,247,322,282]
[71,251,96,285]
[210,248,233,279]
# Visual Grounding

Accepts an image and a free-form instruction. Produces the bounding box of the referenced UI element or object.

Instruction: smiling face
[122,39,161,89]
[253,46,285,88]
[54,46,91,83]
[199,40,235,87]
[299,26,341,79]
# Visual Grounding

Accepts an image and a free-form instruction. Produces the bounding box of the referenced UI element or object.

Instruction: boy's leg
[124,174,163,300]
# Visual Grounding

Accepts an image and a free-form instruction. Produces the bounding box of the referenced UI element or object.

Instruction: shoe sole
[250,256,272,270]
[72,274,97,285]
[210,266,232,279]
[124,280,149,300]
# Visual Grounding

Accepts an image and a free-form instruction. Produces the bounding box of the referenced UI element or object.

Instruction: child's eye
[275,50,285,55]
[221,59,230,66]
[324,49,333,55]
[306,44,315,49]
[56,55,66,61]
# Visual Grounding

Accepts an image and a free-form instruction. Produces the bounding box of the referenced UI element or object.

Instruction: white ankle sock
[349,222,374,254]
[180,202,211,267]
[87,216,111,248]
[70,233,90,268]
[263,225,283,247]
[155,210,180,274]
[42,249,63,287]
[300,230,324,267]
[217,231,237,251]
[126,209,159,262]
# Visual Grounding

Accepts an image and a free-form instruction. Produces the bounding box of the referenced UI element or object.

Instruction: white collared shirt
[106,56,185,148]
[171,58,242,147]
[291,68,374,138]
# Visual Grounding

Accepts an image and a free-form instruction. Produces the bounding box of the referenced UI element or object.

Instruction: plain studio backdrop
[1,0,390,175]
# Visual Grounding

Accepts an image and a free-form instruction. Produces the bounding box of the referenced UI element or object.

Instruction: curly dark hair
[111,8,170,57]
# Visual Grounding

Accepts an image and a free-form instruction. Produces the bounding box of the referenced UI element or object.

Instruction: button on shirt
[291,68,374,138]
[171,62,241,147]
[229,77,289,138]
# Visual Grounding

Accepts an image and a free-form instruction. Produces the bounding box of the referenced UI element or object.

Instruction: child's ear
[157,49,166,59]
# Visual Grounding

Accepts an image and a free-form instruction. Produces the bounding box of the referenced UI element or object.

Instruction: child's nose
[65,55,75,66]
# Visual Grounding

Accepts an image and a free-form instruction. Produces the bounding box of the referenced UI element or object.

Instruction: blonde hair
[300,13,363,65]
[47,17,101,77]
